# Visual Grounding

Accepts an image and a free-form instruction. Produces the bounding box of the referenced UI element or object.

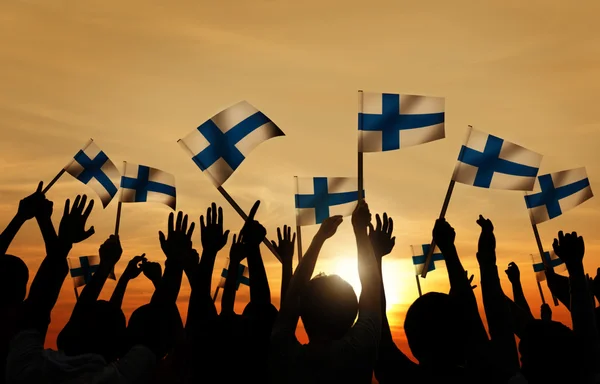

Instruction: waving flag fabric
[68,256,116,288]
[64,139,120,208]
[179,101,285,187]
[525,168,593,224]
[452,128,542,191]
[295,177,364,226]
[217,262,250,290]
[411,244,444,275]
[532,250,566,282]
[358,92,445,152]
[120,162,176,210]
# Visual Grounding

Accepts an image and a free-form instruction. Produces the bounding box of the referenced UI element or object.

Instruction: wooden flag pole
[536,280,546,305]
[531,221,559,306]
[43,169,66,194]
[114,202,123,236]
[415,275,423,297]
[294,177,304,263]
[216,186,281,262]
[212,286,221,303]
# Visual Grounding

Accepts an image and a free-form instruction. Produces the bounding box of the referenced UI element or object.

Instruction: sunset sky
[1,0,600,359]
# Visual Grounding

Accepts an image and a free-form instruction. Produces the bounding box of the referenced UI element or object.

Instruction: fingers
[36,181,43,193]
[79,195,88,214]
[83,199,94,220]
[64,199,70,217]
[368,223,375,235]
[248,200,260,221]
[382,213,388,232]
[558,230,565,244]
[168,212,174,235]
[277,227,283,243]
[388,217,394,235]
[217,206,223,228]
[223,229,230,243]
[291,232,296,247]
[159,231,166,246]
[187,222,196,239]
[271,240,277,249]
[375,214,382,232]
[200,215,206,230]
[176,211,183,232]
[73,195,81,213]
[83,226,95,241]
[552,238,560,255]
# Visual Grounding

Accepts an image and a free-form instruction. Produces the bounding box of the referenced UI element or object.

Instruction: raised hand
[432,218,456,251]
[17,181,46,221]
[505,262,520,284]
[466,270,477,290]
[158,211,195,263]
[142,260,162,285]
[123,254,147,280]
[240,201,267,247]
[37,197,54,221]
[58,195,95,244]
[476,215,496,266]
[351,199,371,229]
[368,213,395,258]
[99,235,123,267]
[541,303,552,321]
[271,225,296,264]
[200,202,230,253]
[315,215,343,241]
[552,231,585,269]
[230,233,247,264]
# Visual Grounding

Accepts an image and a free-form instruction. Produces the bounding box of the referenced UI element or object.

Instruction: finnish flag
[452,128,542,191]
[358,91,445,152]
[411,244,444,275]
[68,256,116,288]
[120,162,176,210]
[217,262,250,290]
[532,250,566,282]
[295,177,364,226]
[525,167,593,224]
[178,101,285,187]
[64,139,120,208]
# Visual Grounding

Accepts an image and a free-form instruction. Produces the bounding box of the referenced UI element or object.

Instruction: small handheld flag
[119,162,176,210]
[295,177,364,226]
[411,244,444,275]
[525,167,593,224]
[452,128,542,191]
[217,263,250,290]
[62,139,121,208]
[178,101,284,187]
[68,256,116,289]
[532,250,566,282]
[358,92,445,152]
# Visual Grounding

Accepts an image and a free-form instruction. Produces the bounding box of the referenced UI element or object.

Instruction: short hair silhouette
[404,292,467,367]
[299,273,358,341]
[0,255,28,306]
[519,320,583,384]
[127,303,180,358]
[61,300,126,362]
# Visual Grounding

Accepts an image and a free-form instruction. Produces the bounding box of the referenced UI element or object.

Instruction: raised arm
[271,226,296,306]
[221,233,246,315]
[476,215,519,379]
[196,203,229,294]
[141,260,162,290]
[545,263,571,310]
[110,254,146,309]
[240,201,271,306]
[505,262,533,318]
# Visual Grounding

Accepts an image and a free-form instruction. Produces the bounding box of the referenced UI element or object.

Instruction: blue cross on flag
[531,250,566,282]
[68,256,116,288]
[120,162,176,210]
[452,127,542,191]
[294,177,364,226]
[358,92,445,152]
[525,167,593,224]
[411,244,444,275]
[217,262,250,290]
[64,139,120,208]
[178,101,285,187]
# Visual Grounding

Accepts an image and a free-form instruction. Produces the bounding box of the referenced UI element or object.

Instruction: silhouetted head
[520,320,583,384]
[404,292,467,368]
[243,302,279,342]
[299,274,358,342]
[0,255,28,307]
[61,300,126,362]
[127,303,181,359]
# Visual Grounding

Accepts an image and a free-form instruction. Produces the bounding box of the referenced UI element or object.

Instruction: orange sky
[1,0,600,359]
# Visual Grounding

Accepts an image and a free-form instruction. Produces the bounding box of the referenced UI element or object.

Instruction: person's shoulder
[506,373,528,384]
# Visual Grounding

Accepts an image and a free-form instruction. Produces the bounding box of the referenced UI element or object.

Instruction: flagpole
[43,169,66,194]
[294,177,303,263]
[114,161,125,236]
[536,280,546,304]
[531,221,559,306]
[421,125,473,278]
[358,90,364,200]
[215,186,281,263]
[415,275,423,297]
[212,286,221,303]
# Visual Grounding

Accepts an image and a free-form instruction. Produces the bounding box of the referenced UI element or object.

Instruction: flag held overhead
[531,250,566,282]
[68,256,116,288]
[218,263,250,290]
[411,244,444,275]
[525,167,593,224]
[120,162,176,210]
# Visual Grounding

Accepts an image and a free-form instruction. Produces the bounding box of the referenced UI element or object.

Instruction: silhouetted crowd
[1,183,599,384]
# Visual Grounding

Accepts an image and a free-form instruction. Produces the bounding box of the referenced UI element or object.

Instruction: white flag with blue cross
[525,167,593,224]
[119,162,176,210]
[178,101,285,187]
[452,128,542,191]
[68,256,116,288]
[63,139,120,208]
[411,244,444,275]
[217,261,250,290]
[531,250,566,282]
[358,91,445,153]
[294,177,364,226]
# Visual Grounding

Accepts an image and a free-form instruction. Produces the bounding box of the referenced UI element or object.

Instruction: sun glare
[330,257,405,311]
